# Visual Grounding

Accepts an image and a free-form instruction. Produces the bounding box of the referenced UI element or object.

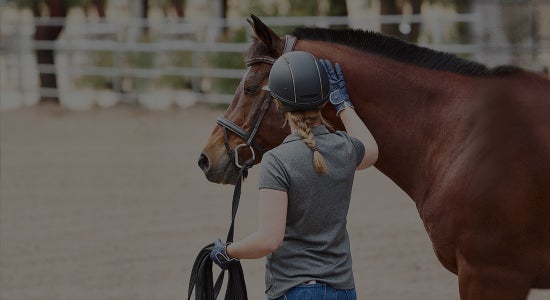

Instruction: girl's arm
[339,104,379,170]
[226,189,287,259]
[319,59,378,170]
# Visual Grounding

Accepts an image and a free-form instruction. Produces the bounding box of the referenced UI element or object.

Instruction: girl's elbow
[264,236,283,253]
[368,149,379,165]
[357,149,378,170]
[367,144,379,165]
[257,230,283,254]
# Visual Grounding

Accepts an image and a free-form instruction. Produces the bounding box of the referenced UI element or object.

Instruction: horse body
[307,43,550,296]
[199,15,550,299]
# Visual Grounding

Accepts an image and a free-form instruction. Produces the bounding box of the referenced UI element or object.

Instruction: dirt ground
[1,103,548,300]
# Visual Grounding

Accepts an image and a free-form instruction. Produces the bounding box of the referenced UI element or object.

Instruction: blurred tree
[289,0,320,16]
[381,0,479,43]
[502,1,535,64]
[454,0,472,44]
[12,0,107,102]
[146,0,186,18]
[140,0,186,32]
[425,0,473,44]
[84,0,106,17]
[328,0,348,16]
[380,0,422,42]
[14,0,67,102]
[141,0,149,19]
[168,0,185,17]
[328,0,348,28]
[209,0,228,39]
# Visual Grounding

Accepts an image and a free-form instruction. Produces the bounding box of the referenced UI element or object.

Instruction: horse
[198,15,550,299]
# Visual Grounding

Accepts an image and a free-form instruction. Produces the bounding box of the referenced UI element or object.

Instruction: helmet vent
[300,94,319,99]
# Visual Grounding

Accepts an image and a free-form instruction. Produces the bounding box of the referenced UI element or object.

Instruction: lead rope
[188,158,254,300]
[189,34,297,300]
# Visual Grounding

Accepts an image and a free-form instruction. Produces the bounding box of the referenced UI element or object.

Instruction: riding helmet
[263,51,329,111]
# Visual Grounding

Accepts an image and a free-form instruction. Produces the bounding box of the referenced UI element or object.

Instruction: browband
[218,34,298,167]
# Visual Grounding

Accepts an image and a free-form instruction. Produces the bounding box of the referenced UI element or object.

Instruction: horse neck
[300,41,470,201]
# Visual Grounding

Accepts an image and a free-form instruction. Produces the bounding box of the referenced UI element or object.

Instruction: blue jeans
[269,283,357,300]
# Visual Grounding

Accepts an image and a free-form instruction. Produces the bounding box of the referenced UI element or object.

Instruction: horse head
[198,15,291,185]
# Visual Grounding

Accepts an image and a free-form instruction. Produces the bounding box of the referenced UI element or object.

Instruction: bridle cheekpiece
[216,35,297,169]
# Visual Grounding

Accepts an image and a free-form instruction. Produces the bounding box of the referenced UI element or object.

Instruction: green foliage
[130,50,154,69]
[247,0,279,17]
[148,22,194,89]
[248,0,299,33]
[10,0,36,9]
[426,0,454,5]
[209,28,248,94]
[76,50,113,89]
[11,0,86,9]
[68,0,90,8]
[129,49,154,91]
[155,74,191,89]
[77,74,110,89]
[288,0,319,16]
[155,51,194,89]
[7,0,32,8]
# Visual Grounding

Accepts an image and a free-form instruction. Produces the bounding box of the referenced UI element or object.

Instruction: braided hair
[275,100,334,174]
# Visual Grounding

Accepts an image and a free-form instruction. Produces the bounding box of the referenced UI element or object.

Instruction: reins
[188,161,252,300]
[188,35,297,300]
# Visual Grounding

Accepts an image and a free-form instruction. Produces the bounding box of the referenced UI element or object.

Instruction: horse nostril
[198,153,210,172]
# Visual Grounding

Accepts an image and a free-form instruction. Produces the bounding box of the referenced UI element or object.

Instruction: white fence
[1,11,548,111]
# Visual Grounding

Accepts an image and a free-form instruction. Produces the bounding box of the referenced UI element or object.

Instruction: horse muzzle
[198,151,240,185]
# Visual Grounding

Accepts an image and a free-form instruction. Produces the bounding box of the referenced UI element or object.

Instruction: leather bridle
[188,37,298,300]
[216,35,297,168]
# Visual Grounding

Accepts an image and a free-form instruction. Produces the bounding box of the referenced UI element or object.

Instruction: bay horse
[198,15,550,299]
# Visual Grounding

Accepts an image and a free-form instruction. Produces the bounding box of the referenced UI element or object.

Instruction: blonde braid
[286,110,330,174]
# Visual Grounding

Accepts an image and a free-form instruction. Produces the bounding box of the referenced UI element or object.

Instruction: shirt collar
[282,125,331,144]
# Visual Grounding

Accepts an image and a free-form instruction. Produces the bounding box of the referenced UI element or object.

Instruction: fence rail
[1,12,547,110]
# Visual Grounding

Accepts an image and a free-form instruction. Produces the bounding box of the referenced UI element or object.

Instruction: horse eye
[245,85,259,95]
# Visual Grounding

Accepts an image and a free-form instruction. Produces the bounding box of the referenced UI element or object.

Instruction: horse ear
[248,14,284,57]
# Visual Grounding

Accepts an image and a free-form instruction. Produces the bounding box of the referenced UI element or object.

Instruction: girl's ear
[272,100,290,127]
[273,99,284,114]
[273,99,290,115]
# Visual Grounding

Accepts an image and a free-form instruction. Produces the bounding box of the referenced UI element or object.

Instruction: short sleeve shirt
[259,125,365,299]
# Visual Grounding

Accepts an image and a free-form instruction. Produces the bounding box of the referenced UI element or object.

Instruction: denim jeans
[269,283,357,300]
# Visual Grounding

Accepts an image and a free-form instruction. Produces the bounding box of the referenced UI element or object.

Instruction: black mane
[291,27,520,76]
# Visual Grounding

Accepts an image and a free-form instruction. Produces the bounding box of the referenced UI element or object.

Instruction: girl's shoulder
[330,130,365,154]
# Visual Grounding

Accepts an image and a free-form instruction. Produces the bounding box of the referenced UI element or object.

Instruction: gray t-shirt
[258,125,365,299]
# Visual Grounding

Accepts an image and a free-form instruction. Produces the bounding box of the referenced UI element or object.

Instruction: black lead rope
[188,159,254,300]
[188,35,297,300]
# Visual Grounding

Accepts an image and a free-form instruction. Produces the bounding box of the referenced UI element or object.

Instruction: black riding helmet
[263,51,329,111]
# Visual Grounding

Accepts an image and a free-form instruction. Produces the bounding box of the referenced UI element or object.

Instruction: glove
[209,239,238,270]
[319,59,354,116]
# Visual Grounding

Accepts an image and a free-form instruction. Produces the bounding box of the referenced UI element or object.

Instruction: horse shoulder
[418,73,550,278]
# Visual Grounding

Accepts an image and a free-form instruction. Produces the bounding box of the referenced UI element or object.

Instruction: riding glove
[210,239,239,270]
[319,59,354,116]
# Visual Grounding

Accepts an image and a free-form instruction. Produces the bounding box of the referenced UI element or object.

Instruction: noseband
[216,35,297,168]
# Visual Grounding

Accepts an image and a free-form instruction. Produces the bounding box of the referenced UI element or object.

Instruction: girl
[210,51,379,300]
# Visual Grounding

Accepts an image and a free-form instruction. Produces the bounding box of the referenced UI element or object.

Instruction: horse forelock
[291,27,521,76]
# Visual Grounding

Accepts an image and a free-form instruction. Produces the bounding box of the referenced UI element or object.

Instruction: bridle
[188,36,298,300]
[216,35,297,168]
